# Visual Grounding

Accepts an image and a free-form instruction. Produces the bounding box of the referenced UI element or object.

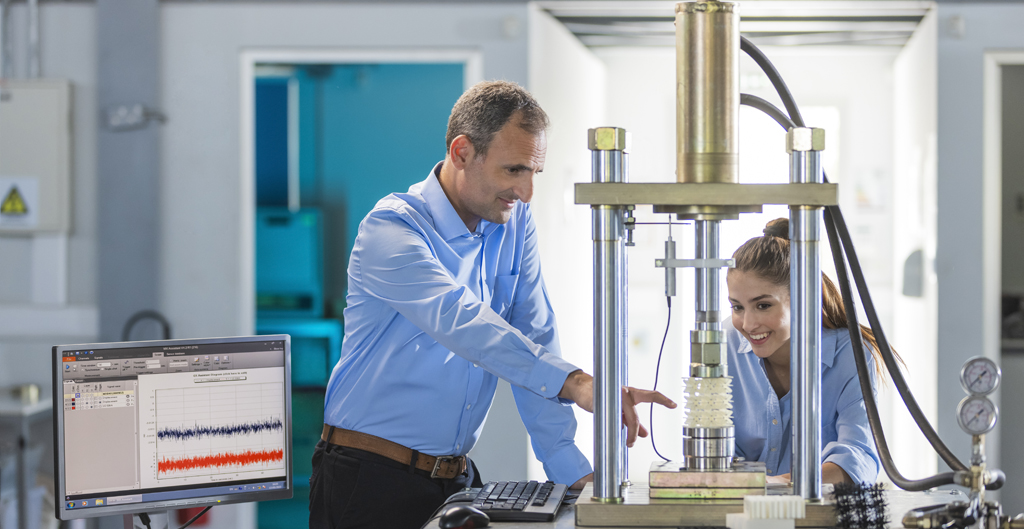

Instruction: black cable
[740,36,806,127]
[649,296,672,462]
[122,309,172,341]
[741,93,796,130]
[137,513,152,529]
[740,37,970,481]
[825,208,955,490]
[829,201,968,474]
[177,507,212,529]
[742,87,968,472]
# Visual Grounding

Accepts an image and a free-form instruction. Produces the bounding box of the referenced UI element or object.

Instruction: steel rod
[591,144,625,502]
[790,148,823,500]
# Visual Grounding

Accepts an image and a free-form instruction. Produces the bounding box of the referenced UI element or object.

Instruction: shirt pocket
[491,273,520,320]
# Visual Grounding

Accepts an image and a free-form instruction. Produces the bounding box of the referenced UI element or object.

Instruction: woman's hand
[558,370,677,447]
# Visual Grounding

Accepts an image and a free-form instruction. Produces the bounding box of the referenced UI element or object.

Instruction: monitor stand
[123,512,169,529]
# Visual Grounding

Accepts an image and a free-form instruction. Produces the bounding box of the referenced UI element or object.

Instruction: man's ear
[448,135,476,170]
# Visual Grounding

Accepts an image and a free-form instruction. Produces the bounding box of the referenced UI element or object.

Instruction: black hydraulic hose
[741,94,796,129]
[738,45,972,479]
[741,37,806,127]
[824,208,956,490]
[740,92,969,473]
[741,81,970,482]
[829,202,969,474]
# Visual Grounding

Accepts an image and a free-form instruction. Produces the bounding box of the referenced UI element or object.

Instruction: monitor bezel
[52,334,293,521]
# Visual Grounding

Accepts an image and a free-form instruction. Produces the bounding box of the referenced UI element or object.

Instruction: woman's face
[727,270,791,363]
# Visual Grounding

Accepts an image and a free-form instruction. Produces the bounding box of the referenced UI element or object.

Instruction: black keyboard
[469,480,567,522]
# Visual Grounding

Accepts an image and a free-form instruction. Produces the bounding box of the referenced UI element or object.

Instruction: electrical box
[0,79,73,233]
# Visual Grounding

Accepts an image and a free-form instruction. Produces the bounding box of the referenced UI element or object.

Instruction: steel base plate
[650,460,766,489]
[574,482,970,528]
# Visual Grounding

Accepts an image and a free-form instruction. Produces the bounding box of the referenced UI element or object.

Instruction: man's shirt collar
[422,161,497,241]
[422,162,473,241]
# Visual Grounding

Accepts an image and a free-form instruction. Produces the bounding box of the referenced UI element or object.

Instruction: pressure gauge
[956,395,998,436]
[959,356,1001,396]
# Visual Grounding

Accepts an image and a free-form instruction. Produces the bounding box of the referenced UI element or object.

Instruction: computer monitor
[51,335,293,520]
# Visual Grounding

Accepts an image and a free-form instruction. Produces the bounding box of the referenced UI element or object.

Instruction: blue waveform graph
[157,417,284,442]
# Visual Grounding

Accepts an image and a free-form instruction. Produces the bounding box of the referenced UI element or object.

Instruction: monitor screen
[52,335,293,520]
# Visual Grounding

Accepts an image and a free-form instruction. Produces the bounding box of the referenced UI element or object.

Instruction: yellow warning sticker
[0,177,39,228]
[1,185,28,215]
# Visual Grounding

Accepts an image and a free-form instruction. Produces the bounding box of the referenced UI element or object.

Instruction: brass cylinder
[676,1,739,184]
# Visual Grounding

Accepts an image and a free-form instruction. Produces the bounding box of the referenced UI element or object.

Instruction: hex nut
[588,127,629,151]
[786,127,825,153]
[690,341,724,365]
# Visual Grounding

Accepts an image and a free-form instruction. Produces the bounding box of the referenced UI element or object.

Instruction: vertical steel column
[620,153,630,486]
[788,127,825,500]
[694,220,721,334]
[590,127,628,502]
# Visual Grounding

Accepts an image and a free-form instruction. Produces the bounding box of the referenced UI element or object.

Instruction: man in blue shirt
[309,81,674,529]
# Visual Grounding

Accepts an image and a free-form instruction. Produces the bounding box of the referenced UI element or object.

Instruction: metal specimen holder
[576,0,835,525]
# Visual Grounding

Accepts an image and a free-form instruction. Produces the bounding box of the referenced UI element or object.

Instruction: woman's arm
[764,462,851,485]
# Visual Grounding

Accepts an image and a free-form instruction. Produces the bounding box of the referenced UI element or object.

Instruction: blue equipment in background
[256,207,325,319]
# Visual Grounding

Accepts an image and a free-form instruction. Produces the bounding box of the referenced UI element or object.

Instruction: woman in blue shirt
[725,218,888,485]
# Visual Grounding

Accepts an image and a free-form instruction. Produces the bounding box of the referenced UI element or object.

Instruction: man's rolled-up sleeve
[352,209,579,400]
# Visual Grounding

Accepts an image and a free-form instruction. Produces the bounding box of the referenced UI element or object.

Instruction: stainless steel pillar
[590,127,628,502]
[619,155,630,486]
[788,127,825,500]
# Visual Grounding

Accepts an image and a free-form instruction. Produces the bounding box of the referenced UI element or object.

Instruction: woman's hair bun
[763,218,789,239]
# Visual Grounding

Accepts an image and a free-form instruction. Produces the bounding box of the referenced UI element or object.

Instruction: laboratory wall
[935,1,1024,484]
[891,11,940,481]
[526,4,608,480]
[0,3,98,391]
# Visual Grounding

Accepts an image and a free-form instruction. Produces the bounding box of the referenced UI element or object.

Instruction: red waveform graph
[158,448,284,474]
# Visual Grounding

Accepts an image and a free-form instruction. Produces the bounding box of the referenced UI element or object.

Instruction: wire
[649,295,672,462]
[825,208,956,490]
[740,36,969,485]
[178,507,212,529]
[134,506,212,529]
[742,81,967,476]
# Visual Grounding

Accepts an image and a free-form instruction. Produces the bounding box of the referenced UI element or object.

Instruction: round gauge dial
[959,356,1001,396]
[956,395,998,435]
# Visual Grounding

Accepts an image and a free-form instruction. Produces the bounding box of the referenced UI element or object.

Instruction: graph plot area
[155,383,285,479]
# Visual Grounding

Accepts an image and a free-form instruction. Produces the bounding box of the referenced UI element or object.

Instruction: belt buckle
[431,456,454,479]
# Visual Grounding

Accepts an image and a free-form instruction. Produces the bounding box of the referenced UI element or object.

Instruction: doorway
[242,49,479,528]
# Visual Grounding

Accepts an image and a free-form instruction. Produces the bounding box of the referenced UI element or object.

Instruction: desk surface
[0,397,52,419]
[424,487,969,529]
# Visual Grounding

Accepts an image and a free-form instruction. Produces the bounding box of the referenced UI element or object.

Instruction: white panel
[890,9,939,481]
[31,233,69,305]
[0,80,72,233]
[528,4,607,482]
[0,305,97,337]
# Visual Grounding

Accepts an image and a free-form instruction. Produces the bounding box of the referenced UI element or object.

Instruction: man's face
[451,117,546,228]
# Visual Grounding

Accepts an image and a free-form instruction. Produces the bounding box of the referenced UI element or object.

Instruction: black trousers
[308,440,483,529]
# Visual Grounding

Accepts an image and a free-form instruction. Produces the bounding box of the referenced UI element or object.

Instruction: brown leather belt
[321,424,467,480]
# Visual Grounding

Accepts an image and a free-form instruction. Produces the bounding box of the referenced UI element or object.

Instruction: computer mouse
[438,505,490,529]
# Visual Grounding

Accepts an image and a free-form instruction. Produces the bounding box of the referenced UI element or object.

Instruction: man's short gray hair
[445,80,549,157]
